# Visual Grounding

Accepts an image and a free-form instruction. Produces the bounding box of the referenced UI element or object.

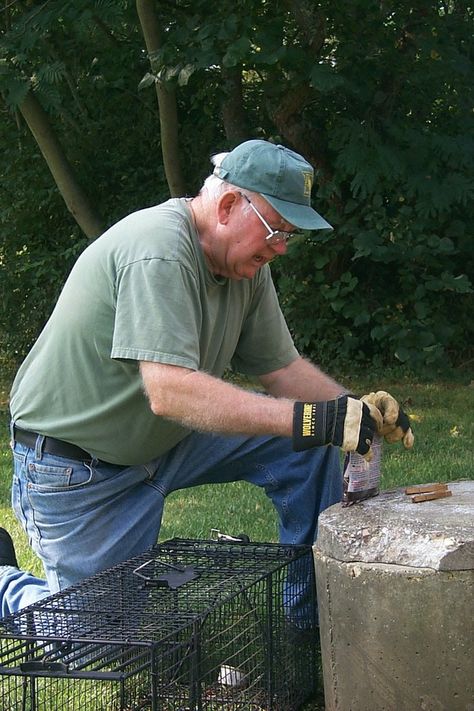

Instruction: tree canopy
[1,0,473,374]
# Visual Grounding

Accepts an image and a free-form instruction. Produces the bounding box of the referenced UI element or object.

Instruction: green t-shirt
[10,198,299,465]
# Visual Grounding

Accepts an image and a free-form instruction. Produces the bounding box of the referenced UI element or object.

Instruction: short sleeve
[111,257,202,368]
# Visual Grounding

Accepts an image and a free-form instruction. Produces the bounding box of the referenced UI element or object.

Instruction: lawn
[1,371,473,710]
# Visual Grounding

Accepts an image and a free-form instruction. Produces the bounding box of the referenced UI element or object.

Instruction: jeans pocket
[27,460,93,491]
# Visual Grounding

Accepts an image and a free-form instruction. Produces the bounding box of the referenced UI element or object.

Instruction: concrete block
[313,480,474,711]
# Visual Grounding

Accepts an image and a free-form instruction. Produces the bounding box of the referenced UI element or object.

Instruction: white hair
[200,151,255,213]
[199,151,228,198]
[211,151,229,169]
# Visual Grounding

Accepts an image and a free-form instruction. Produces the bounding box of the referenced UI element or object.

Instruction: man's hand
[293,395,383,459]
[361,391,414,448]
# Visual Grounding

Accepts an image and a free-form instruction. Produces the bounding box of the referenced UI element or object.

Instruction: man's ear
[216,190,239,224]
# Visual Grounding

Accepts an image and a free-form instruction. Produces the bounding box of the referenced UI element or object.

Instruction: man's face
[210,191,295,280]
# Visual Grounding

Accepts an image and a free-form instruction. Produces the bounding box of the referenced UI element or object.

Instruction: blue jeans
[1,428,341,618]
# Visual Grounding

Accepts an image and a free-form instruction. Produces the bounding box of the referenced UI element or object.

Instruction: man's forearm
[140,361,294,437]
[140,360,383,459]
[259,356,347,401]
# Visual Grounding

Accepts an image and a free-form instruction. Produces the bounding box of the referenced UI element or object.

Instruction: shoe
[0,528,18,567]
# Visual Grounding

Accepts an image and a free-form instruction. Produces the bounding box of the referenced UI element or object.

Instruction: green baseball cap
[213,139,332,231]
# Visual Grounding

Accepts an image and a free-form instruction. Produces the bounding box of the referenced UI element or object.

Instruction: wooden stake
[405,483,448,495]
[411,490,452,503]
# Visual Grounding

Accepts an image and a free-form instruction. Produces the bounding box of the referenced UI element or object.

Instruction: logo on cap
[302,171,313,198]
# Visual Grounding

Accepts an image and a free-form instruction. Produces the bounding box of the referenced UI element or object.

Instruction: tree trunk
[273,0,332,178]
[18,90,104,240]
[136,0,186,197]
[221,67,250,145]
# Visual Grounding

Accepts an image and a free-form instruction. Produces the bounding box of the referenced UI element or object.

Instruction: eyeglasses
[240,193,300,245]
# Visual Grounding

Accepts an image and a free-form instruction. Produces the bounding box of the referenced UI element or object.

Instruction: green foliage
[0,125,85,365]
[0,1,178,363]
[271,2,474,373]
[0,0,473,372]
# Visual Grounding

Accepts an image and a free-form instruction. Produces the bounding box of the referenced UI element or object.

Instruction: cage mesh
[0,539,319,710]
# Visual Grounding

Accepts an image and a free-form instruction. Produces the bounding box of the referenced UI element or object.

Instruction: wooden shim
[405,483,448,495]
[411,490,452,504]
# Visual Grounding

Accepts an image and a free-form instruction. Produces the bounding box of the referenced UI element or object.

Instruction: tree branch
[18,89,104,239]
[136,0,186,197]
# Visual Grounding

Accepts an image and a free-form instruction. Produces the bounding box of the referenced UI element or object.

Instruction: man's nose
[270,240,288,256]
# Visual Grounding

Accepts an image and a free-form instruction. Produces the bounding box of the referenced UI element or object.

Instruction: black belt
[13,426,96,462]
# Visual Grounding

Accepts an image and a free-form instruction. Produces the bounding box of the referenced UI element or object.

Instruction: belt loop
[34,434,45,460]
[9,420,15,446]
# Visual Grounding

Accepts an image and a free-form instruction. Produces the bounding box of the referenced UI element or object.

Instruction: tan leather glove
[361,391,414,448]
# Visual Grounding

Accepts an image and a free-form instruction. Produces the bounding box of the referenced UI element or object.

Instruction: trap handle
[132,559,198,589]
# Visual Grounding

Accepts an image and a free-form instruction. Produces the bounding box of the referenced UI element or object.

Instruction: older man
[1,140,412,618]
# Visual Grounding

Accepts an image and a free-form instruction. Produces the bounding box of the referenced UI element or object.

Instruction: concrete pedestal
[313,480,474,711]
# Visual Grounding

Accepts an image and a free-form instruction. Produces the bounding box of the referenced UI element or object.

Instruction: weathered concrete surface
[313,480,474,711]
[316,480,474,571]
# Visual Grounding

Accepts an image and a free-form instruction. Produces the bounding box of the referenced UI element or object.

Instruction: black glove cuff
[293,401,327,451]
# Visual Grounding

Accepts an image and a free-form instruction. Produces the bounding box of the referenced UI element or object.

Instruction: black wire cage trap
[0,538,319,710]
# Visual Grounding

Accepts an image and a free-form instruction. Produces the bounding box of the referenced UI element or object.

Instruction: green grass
[1,372,473,709]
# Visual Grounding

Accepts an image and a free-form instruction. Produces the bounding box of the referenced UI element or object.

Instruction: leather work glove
[361,391,414,448]
[293,395,383,460]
